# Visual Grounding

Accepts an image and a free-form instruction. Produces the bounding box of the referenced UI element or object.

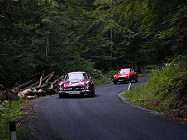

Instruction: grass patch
[124,55,187,118]
[16,125,29,140]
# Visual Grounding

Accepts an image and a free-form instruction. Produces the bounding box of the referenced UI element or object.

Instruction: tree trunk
[46,35,49,56]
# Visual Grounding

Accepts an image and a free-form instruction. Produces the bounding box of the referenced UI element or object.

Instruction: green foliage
[125,55,187,114]
[0,0,186,88]
[90,69,116,86]
[0,0,185,137]
[16,126,28,140]
[0,99,27,139]
[0,100,26,124]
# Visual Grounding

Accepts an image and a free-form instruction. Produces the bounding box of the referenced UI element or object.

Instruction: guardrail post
[10,121,17,140]
[128,82,132,91]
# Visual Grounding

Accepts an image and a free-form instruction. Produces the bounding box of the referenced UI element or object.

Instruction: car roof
[67,71,86,74]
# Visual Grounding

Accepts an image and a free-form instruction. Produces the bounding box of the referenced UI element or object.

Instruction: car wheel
[135,77,138,82]
[59,93,63,98]
[114,81,117,84]
[89,91,95,97]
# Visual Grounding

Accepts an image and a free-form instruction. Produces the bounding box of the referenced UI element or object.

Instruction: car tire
[135,77,138,82]
[114,81,117,84]
[59,93,63,98]
[89,91,95,97]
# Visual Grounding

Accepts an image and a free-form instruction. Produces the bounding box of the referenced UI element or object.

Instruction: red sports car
[57,71,95,98]
[113,68,138,84]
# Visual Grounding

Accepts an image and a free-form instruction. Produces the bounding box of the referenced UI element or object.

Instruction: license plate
[69,91,80,94]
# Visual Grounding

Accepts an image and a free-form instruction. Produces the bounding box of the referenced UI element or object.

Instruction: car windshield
[67,73,87,80]
[120,69,130,73]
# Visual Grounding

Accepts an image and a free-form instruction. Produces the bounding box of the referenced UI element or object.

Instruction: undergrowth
[90,69,116,86]
[0,99,28,139]
[124,55,187,117]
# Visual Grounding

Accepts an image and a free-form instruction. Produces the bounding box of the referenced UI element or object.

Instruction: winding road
[28,77,187,140]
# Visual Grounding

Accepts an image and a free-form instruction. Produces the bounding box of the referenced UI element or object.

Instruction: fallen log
[52,75,64,85]
[2,79,36,100]
[24,71,55,90]
[18,89,33,98]
[45,72,55,84]
[51,75,64,89]
[41,72,55,88]
[18,72,56,98]
[2,89,18,100]
[37,76,43,88]
[13,79,35,91]
[27,96,36,99]
[2,71,56,100]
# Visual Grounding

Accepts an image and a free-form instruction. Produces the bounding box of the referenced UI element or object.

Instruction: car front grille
[117,77,127,81]
[64,86,84,91]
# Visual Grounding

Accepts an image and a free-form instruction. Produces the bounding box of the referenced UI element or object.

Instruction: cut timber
[52,75,64,85]
[51,75,64,89]
[25,71,55,90]
[18,72,56,98]
[27,96,36,99]
[14,79,35,91]
[3,89,18,100]
[45,72,55,84]
[41,72,55,88]
[18,89,32,98]
[2,71,57,100]
[37,76,43,88]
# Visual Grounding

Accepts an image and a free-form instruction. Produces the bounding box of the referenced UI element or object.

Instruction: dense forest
[0,0,186,88]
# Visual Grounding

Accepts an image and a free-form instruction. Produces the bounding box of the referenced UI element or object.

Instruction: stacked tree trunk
[1,72,63,100]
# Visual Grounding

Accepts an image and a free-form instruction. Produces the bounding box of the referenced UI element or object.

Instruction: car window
[120,69,130,73]
[64,74,68,80]
[83,73,88,79]
[67,73,87,80]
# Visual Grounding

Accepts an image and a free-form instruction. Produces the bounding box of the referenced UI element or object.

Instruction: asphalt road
[28,77,187,140]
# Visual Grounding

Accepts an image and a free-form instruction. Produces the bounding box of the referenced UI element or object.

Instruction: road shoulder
[117,91,166,117]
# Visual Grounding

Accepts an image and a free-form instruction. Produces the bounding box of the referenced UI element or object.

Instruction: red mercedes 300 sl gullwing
[57,71,95,98]
[113,68,138,84]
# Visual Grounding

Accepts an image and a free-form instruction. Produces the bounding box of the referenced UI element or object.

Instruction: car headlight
[57,85,63,91]
[86,83,90,87]
[85,83,91,89]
